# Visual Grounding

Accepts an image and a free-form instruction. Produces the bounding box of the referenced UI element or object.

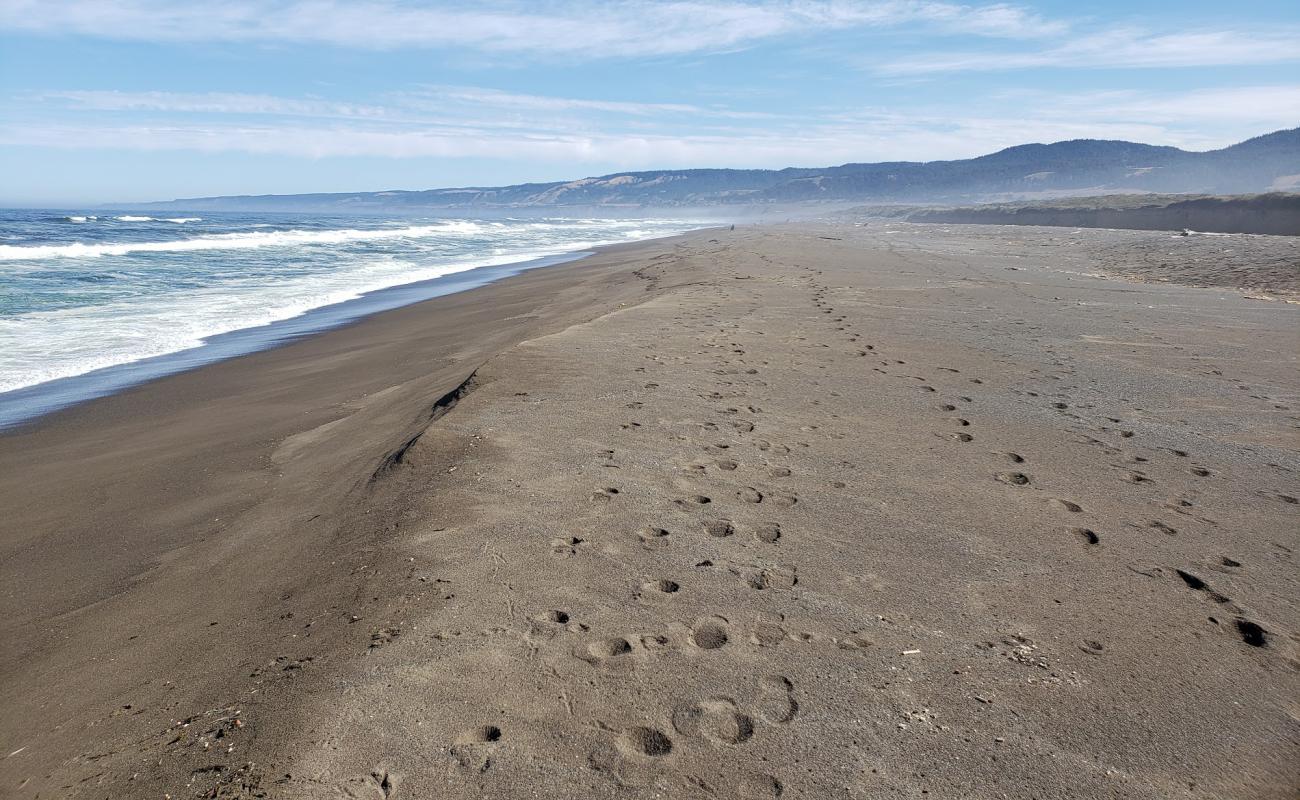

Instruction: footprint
[637,526,669,543]
[1048,498,1083,513]
[755,676,798,723]
[671,698,755,745]
[1070,527,1100,545]
[348,767,400,799]
[769,494,798,508]
[579,637,635,665]
[457,725,503,744]
[705,519,735,537]
[737,487,764,503]
[551,536,585,555]
[748,566,797,590]
[616,727,673,759]
[675,495,712,507]
[750,615,787,646]
[995,472,1030,486]
[690,617,731,650]
[754,522,782,543]
[715,459,739,471]
[643,579,680,594]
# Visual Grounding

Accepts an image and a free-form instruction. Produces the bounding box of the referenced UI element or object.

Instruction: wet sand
[1,223,1297,799]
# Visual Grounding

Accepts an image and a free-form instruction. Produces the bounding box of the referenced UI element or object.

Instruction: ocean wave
[0,247,578,393]
[0,215,702,396]
[64,215,98,222]
[113,215,203,223]
[0,221,489,261]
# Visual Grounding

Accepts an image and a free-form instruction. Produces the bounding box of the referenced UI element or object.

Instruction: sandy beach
[1,222,1297,799]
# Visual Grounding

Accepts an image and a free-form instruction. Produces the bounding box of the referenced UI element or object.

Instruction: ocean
[0,209,704,425]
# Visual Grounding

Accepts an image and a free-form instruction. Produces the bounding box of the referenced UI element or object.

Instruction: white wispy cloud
[876,27,1300,74]
[0,0,1065,58]
[35,86,787,130]
[41,90,394,118]
[399,87,705,116]
[6,84,1293,168]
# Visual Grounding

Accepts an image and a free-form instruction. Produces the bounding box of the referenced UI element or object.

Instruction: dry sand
[1,223,1297,799]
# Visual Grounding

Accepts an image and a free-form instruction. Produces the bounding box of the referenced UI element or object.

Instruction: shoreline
[2,222,1296,798]
[0,227,725,797]
[0,228,712,430]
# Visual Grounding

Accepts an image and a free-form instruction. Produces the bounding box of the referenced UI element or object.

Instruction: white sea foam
[64,215,97,222]
[0,218,699,394]
[113,215,202,223]
[0,221,488,261]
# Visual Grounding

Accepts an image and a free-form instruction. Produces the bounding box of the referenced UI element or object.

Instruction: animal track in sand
[1047,498,1083,513]
[754,522,782,543]
[690,617,731,650]
[581,637,634,665]
[756,675,798,723]
[1174,569,1272,648]
[749,566,797,590]
[705,519,736,537]
[675,495,713,508]
[616,727,673,759]
[551,536,585,555]
[671,698,755,745]
[637,526,669,542]
[457,725,503,744]
[1148,520,1178,535]
[738,487,764,503]
[643,579,680,595]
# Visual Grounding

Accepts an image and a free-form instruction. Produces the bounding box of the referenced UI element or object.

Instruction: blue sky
[1,0,1298,205]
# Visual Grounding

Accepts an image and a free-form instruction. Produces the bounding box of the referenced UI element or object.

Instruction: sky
[1,0,1298,206]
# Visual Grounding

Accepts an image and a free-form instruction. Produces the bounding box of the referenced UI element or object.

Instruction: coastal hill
[137,127,1300,212]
